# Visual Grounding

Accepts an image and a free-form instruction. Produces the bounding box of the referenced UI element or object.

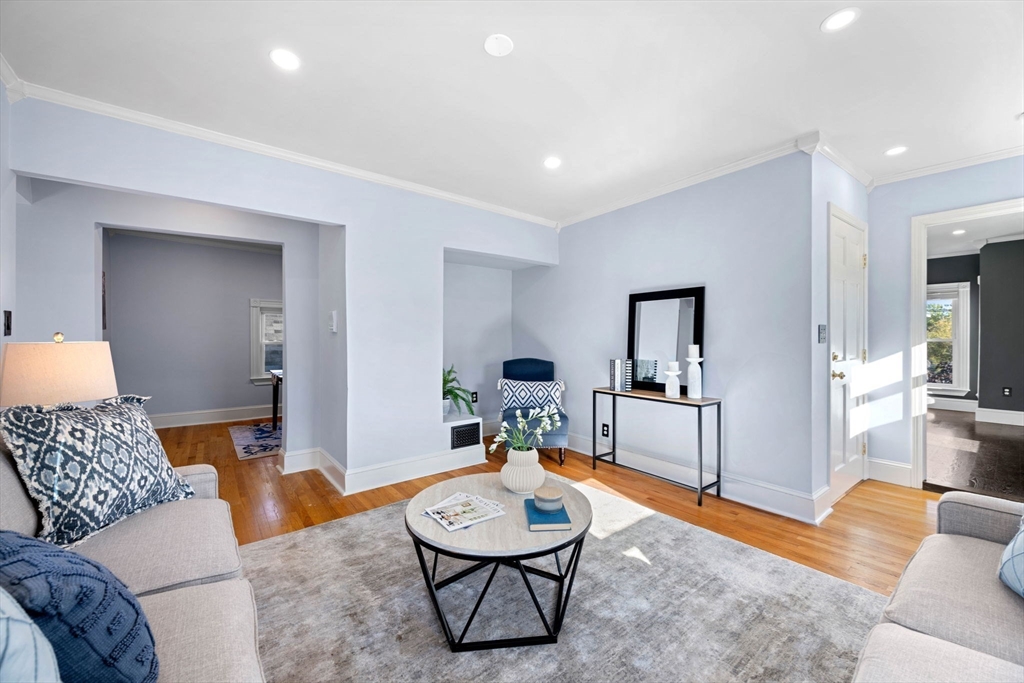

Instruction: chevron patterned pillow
[500,379,564,412]
[0,396,194,548]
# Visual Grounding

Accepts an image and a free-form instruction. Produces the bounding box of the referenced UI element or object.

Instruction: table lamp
[0,333,119,407]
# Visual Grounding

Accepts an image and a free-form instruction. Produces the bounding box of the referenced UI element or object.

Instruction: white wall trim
[873,147,1024,188]
[797,132,874,186]
[340,445,486,495]
[928,397,978,412]
[482,419,502,437]
[909,198,1024,489]
[277,447,321,475]
[868,457,913,487]
[0,54,556,230]
[567,432,825,525]
[148,404,274,429]
[975,408,1024,426]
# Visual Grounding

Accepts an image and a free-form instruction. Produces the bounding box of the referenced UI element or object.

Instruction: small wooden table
[405,473,593,651]
[592,387,723,505]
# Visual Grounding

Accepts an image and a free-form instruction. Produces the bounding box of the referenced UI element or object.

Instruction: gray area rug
[239,481,884,682]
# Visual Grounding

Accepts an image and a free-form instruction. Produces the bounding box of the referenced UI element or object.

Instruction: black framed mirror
[626,286,705,393]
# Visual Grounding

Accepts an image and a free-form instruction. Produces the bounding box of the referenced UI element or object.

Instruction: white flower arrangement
[488,405,562,453]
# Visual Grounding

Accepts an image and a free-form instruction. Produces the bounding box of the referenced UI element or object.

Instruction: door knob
[832,352,839,361]
[832,371,845,380]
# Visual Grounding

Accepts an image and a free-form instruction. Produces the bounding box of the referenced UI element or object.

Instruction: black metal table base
[411,537,585,652]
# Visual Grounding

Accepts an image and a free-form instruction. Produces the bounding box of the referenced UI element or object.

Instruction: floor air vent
[451,422,481,450]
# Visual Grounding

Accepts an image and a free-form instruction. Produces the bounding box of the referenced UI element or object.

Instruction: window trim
[926,282,971,396]
[250,298,283,385]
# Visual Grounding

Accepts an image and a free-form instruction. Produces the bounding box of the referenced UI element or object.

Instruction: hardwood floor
[925,408,1024,501]
[158,419,940,596]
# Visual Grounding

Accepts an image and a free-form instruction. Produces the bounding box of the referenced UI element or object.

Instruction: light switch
[327,310,337,333]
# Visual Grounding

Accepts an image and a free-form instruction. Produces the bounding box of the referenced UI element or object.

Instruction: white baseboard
[929,397,978,412]
[566,432,824,525]
[975,408,1024,426]
[277,447,321,475]
[868,457,913,487]
[149,404,277,429]
[482,419,501,436]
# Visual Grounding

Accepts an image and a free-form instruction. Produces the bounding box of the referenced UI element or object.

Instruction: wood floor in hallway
[157,419,940,596]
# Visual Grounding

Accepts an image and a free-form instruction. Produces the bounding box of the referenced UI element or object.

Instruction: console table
[591,388,722,505]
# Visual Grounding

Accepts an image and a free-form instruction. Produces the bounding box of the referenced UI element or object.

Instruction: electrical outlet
[818,324,827,344]
[1003,387,1012,397]
[602,423,609,437]
[471,391,478,403]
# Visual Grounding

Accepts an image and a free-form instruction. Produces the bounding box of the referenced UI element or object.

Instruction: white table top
[404,473,593,558]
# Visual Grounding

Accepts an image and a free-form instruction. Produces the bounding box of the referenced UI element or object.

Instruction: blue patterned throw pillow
[499,379,564,412]
[999,518,1024,599]
[0,396,194,547]
[0,531,158,683]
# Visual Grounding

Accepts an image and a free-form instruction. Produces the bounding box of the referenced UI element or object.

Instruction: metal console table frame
[591,387,723,505]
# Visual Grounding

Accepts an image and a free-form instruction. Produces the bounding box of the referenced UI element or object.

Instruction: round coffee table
[405,473,593,652]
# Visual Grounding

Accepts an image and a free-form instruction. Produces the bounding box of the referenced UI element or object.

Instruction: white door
[829,206,867,503]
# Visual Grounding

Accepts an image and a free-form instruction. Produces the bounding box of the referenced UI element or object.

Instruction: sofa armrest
[937,491,1023,545]
[175,464,219,500]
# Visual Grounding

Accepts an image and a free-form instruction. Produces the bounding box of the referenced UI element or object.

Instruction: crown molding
[873,146,1024,188]
[796,131,874,186]
[0,54,27,103]
[0,54,557,230]
[557,138,805,228]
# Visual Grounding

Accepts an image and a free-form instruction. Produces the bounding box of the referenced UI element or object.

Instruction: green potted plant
[442,365,474,417]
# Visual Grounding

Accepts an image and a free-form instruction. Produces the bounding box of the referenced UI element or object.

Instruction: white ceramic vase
[686,358,703,399]
[442,398,451,416]
[500,448,547,494]
[665,370,682,399]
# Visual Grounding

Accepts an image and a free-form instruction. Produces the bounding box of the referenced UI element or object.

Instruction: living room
[0,2,1022,682]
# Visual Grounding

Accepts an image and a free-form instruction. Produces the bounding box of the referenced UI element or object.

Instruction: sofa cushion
[853,623,1024,683]
[884,533,1024,665]
[0,445,40,537]
[138,579,264,683]
[499,379,564,411]
[0,530,160,683]
[74,498,242,597]
[0,585,61,683]
[0,397,194,547]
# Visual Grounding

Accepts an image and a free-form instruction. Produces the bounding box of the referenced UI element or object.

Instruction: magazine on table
[423,492,505,531]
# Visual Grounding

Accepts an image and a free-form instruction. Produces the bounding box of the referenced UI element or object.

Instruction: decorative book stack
[609,359,633,392]
[524,499,572,531]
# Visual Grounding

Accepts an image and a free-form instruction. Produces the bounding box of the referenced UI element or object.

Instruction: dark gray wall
[978,240,1024,412]
[106,232,283,415]
[927,254,980,400]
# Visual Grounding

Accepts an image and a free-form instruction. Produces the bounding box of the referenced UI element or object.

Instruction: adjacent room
[0,2,1022,683]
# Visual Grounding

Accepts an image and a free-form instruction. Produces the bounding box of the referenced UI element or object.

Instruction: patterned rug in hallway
[239,479,886,682]
[228,423,281,460]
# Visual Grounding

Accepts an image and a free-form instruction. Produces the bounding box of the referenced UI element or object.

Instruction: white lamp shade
[0,342,119,407]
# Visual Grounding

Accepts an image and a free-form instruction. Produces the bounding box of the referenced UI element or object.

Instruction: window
[926,282,970,395]
[250,299,283,384]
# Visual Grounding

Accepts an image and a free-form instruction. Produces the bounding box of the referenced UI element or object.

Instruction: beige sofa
[853,491,1024,683]
[0,448,265,683]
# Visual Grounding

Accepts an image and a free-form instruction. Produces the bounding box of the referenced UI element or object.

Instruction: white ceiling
[1,1,1022,227]
[928,211,1024,257]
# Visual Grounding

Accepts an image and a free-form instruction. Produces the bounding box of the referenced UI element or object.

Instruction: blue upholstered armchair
[497,358,570,466]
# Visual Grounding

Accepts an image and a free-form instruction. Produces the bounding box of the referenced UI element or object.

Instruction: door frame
[827,202,869,504]
[909,197,1024,488]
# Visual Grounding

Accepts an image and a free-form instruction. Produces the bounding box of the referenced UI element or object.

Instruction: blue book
[524,499,572,531]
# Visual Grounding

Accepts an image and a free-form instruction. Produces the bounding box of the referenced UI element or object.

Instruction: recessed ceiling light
[952,229,966,235]
[269,48,301,71]
[484,34,514,57]
[821,7,861,33]
[885,146,908,156]
[544,156,562,170]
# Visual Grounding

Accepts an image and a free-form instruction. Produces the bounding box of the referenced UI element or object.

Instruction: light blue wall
[867,155,1024,465]
[0,83,14,359]
[443,262,513,422]
[512,152,815,494]
[810,153,869,492]
[8,96,558,471]
[106,231,284,416]
[318,224,347,467]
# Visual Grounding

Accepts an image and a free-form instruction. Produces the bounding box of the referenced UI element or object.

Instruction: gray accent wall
[0,82,14,360]
[978,239,1024,412]
[106,232,283,415]
[927,254,980,401]
[444,262,512,423]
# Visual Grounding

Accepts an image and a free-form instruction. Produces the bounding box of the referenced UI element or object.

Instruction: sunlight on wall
[849,352,903,399]
[850,393,904,438]
[912,385,929,417]
[911,343,928,379]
